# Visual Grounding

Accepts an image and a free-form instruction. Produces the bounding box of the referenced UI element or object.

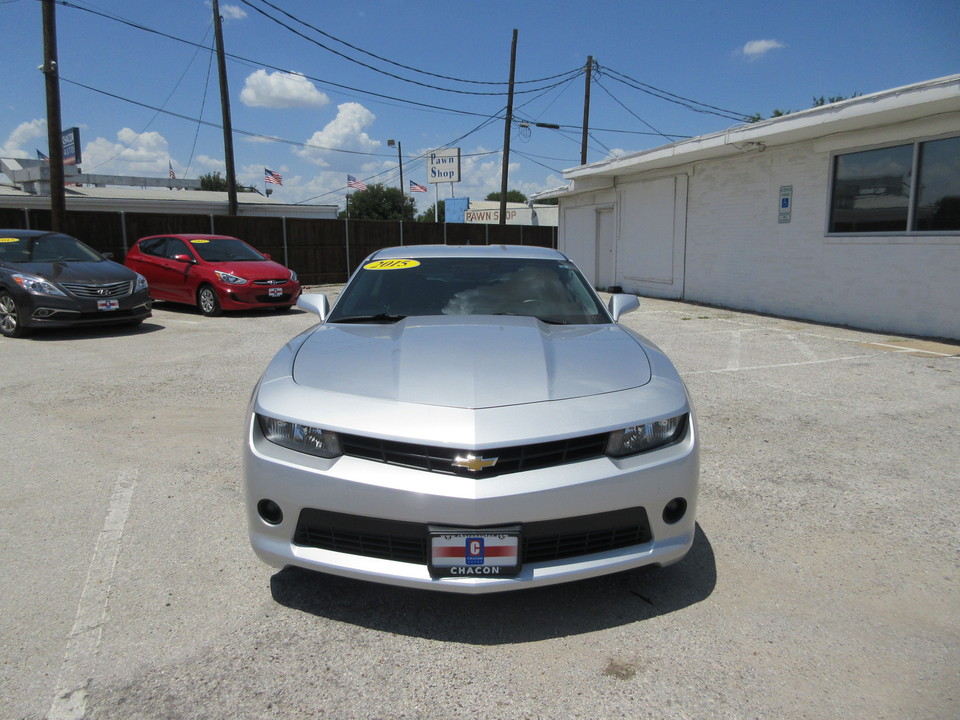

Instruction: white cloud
[240,70,329,109]
[220,4,247,20]
[296,102,380,167]
[739,39,786,61]
[81,128,171,175]
[1,119,46,158]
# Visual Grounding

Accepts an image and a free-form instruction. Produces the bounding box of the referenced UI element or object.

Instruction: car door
[129,237,175,300]
[161,237,199,303]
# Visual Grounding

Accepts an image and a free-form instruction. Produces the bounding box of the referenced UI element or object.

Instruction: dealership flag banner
[347,175,367,191]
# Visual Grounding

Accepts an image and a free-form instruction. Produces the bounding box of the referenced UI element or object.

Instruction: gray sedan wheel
[197,285,222,317]
[0,291,28,338]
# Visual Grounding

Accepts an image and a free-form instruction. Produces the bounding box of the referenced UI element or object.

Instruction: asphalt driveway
[2,292,957,720]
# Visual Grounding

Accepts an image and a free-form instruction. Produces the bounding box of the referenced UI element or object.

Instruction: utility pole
[580,56,593,166]
[212,0,238,216]
[499,29,518,226]
[41,0,66,231]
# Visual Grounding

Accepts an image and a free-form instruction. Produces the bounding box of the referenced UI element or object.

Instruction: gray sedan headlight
[13,273,66,297]
[134,273,149,292]
[257,414,342,459]
[605,414,687,458]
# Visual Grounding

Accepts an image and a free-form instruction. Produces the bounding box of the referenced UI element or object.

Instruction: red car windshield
[188,238,265,262]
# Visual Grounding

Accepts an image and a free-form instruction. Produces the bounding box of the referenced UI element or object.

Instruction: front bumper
[217,282,301,310]
[243,411,699,594]
[19,290,152,329]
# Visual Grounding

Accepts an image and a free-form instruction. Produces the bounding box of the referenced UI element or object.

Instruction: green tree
[199,170,252,193]
[341,183,416,221]
[417,199,445,223]
[485,190,528,204]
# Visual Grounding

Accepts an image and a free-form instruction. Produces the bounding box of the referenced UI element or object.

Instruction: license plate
[97,300,119,311]
[428,527,521,578]
[268,287,283,297]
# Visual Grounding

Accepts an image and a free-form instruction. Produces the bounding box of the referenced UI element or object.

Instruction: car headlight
[289,270,298,283]
[134,273,149,292]
[13,273,66,297]
[257,414,342,459]
[214,270,248,285]
[605,414,687,458]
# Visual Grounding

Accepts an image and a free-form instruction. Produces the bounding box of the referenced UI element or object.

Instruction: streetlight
[387,139,404,197]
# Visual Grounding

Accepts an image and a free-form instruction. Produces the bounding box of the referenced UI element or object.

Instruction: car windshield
[188,237,265,262]
[328,256,610,325]
[0,233,103,263]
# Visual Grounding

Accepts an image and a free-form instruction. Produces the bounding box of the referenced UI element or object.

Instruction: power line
[244,0,583,88]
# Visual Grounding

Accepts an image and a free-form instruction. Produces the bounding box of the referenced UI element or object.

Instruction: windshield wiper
[493,312,570,325]
[333,313,406,324]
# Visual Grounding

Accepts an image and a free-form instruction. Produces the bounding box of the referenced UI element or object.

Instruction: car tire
[0,291,29,338]
[197,285,222,317]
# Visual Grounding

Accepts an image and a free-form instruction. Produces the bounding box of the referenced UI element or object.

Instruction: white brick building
[548,75,960,340]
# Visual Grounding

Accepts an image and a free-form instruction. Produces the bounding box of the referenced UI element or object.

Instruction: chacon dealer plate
[428,527,521,578]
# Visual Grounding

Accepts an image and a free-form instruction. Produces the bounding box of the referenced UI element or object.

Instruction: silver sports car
[244,244,699,593]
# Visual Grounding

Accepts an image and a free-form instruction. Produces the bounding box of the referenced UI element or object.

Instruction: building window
[829,136,960,234]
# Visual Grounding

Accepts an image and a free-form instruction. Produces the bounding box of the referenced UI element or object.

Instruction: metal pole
[581,56,593,166]
[499,29,518,225]
[41,0,66,231]
[212,0,238,216]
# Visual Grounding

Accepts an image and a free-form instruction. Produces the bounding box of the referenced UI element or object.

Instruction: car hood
[291,315,651,409]
[203,259,292,280]
[9,259,136,283]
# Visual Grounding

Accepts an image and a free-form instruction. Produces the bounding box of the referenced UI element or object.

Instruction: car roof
[138,233,241,241]
[368,244,568,261]
[0,229,71,239]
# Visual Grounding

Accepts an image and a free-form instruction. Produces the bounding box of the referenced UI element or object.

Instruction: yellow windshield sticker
[190,239,211,244]
[0,238,22,243]
[363,259,421,270]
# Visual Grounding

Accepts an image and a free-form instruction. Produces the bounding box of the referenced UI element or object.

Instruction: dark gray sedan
[0,230,151,338]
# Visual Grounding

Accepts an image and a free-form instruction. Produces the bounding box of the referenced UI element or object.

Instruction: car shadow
[22,321,164,341]
[269,523,716,644]
[150,300,308,319]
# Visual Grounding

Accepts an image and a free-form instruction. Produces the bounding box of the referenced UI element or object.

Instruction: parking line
[47,472,137,720]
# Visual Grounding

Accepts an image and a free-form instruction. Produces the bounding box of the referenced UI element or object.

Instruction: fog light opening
[257,499,283,525]
[662,498,687,525]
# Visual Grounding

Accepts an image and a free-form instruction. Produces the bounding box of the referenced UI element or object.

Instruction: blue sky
[2,0,958,211]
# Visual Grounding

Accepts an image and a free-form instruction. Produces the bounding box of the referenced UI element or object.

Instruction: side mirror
[608,293,640,321]
[172,254,194,264]
[297,293,330,321]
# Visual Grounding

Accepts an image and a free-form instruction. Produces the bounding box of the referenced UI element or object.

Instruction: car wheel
[197,285,222,317]
[0,291,29,338]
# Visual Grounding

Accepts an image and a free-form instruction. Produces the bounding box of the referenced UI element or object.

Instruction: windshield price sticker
[363,259,420,271]
[428,528,521,578]
[0,238,21,243]
[190,239,211,244]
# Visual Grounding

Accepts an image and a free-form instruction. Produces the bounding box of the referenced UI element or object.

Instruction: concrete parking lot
[2,291,957,720]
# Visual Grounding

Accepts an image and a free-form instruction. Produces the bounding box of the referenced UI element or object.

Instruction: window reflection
[829,145,912,232]
[916,136,960,231]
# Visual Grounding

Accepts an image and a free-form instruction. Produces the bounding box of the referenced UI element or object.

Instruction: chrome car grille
[339,433,609,477]
[253,279,288,285]
[60,281,131,298]
[293,507,653,566]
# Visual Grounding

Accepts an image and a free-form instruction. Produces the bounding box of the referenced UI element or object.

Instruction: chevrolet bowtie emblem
[452,454,498,472]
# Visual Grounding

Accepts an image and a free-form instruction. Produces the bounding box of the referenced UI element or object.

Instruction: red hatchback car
[124,234,301,316]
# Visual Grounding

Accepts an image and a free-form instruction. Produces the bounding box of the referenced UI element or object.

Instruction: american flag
[265,168,283,186]
[410,180,428,193]
[37,149,49,161]
[169,161,176,180]
[347,175,367,191]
